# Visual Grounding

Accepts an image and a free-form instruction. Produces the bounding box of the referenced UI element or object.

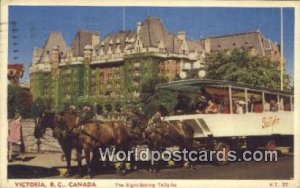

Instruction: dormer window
[136,47,141,53]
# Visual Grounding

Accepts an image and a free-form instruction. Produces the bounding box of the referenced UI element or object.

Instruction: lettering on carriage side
[261,115,280,129]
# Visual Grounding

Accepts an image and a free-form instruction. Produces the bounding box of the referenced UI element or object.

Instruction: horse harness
[146,117,187,144]
[56,116,103,145]
[72,119,127,146]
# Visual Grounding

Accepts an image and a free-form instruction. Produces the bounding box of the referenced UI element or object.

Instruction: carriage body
[163,111,293,138]
[157,79,294,153]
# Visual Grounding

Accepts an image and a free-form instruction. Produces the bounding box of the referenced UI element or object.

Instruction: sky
[8,6,294,82]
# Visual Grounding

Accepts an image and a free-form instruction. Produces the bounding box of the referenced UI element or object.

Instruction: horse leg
[154,146,164,173]
[119,145,130,176]
[63,147,72,177]
[84,148,93,178]
[91,148,100,173]
[148,146,159,173]
[184,143,196,170]
[76,148,83,177]
[182,147,191,169]
[149,143,162,173]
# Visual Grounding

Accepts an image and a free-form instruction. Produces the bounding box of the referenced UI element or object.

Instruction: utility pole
[123,7,125,31]
[280,7,284,90]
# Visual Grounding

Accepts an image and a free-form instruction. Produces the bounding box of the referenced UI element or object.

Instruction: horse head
[51,112,78,140]
[34,112,55,139]
[52,113,66,139]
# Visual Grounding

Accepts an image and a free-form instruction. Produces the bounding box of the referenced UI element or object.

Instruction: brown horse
[34,112,84,177]
[58,112,133,177]
[143,113,197,172]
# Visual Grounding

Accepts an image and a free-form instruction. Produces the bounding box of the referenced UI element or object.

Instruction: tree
[8,85,33,119]
[140,76,177,117]
[204,48,289,89]
[31,97,46,117]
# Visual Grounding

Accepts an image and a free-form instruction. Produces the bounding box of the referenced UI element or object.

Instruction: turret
[177,31,186,41]
[50,45,60,69]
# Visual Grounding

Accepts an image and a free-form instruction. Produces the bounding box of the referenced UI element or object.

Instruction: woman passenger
[205,99,218,114]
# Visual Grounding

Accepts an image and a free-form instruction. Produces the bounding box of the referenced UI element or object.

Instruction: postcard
[1,1,299,188]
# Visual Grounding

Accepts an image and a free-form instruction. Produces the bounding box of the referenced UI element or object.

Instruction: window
[232,43,236,46]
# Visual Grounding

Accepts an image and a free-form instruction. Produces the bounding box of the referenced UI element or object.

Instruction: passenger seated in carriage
[205,99,218,114]
[174,94,191,114]
[192,95,208,114]
[233,100,246,114]
[270,100,279,112]
[218,100,230,114]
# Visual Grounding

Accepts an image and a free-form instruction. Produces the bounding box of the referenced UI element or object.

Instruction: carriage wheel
[265,139,277,151]
[213,142,230,166]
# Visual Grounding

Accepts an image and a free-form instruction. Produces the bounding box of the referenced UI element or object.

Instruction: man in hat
[193,95,208,113]
[8,111,24,162]
[77,105,94,125]
[69,105,77,114]
[174,94,190,114]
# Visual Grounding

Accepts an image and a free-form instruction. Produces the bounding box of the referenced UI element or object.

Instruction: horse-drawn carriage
[34,79,294,177]
[157,79,294,156]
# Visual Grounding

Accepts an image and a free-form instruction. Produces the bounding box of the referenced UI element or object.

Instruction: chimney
[91,32,100,47]
[204,38,211,53]
[177,31,186,41]
[137,22,142,33]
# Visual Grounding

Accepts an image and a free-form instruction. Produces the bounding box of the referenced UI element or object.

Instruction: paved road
[8,153,293,179]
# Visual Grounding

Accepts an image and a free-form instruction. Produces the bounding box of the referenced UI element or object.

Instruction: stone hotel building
[29,16,282,111]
